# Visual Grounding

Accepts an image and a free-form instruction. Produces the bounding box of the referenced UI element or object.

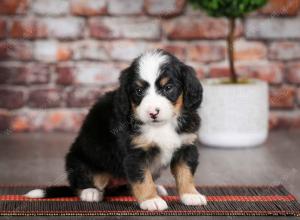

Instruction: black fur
[44,186,75,198]
[171,145,199,175]
[35,49,203,198]
[124,147,160,183]
[181,65,203,111]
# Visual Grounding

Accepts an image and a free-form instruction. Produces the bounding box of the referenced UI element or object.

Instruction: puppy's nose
[149,108,160,119]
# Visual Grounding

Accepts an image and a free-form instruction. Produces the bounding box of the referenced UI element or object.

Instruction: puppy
[26,49,207,211]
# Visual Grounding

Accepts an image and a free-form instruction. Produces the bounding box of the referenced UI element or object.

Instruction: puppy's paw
[80,188,103,202]
[25,189,45,198]
[140,197,168,211]
[181,193,207,206]
[156,185,168,196]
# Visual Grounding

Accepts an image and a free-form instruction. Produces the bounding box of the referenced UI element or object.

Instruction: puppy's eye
[164,84,173,92]
[135,87,144,96]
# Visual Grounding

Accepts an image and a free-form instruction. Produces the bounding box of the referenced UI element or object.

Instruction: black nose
[149,108,160,119]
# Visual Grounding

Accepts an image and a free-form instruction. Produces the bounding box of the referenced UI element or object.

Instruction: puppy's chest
[140,124,181,168]
[134,124,197,176]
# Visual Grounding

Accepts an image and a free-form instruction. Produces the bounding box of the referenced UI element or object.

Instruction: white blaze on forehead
[135,50,173,124]
[138,50,168,86]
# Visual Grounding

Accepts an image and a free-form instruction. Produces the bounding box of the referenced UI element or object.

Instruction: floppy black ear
[181,64,203,111]
[114,67,131,119]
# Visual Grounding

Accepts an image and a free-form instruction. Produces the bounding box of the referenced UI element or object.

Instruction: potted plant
[189,0,269,148]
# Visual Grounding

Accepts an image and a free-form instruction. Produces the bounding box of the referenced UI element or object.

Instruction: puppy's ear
[181,64,203,111]
[114,67,131,119]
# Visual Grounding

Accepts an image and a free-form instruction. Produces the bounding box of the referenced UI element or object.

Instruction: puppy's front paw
[80,188,103,202]
[181,193,207,206]
[140,197,168,211]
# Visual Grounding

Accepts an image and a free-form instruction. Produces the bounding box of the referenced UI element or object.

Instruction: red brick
[44,18,84,40]
[0,64,50,85]
[74,63,120,85]
[28,88,63,108]
[11,110,86,132]
[71,0,107,16]
[145,0,185,17]
[108,41,151,61]
[67,87,103,107]
[287,62,300,84]
[0,41,32,60]
[155,43,186,61]
[10,113,30,132]
[0,20,6,38]
[269,111,300,130]
[246,18,300,39]
[89,18,161,40]
[101,84,119,94]
[72,40,109,61]
[297,88,300,105]
[10,19,47,39]
[186,62,206,79]
[164,18,243,40]
[0,0,27,14]
[209,62,284,84]
[0,89,25,109]
[34,41,72,62]
[11,18,84,40]
[0,111,10,132]
[185,4,206,16]
[56,65,75,85]
[234,41,267,61]
[186,43,225,63]
[32,0,69,16]
[108,0,143,15]
[269,42,300,60]
[269,85,296,109]
[260,0,300,16]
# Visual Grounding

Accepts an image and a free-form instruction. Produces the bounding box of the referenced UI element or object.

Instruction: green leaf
[188,0,267,18]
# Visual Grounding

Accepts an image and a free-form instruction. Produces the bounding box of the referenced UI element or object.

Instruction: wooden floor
[0,130,299,220]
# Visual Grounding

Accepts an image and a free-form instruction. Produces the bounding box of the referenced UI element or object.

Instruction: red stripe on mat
[0,195,296,202]
[0,210,297,215]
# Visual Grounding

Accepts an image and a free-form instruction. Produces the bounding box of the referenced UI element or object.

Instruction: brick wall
[0,0,300,133]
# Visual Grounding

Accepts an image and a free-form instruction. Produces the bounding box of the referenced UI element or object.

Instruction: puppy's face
[118,50,202,126]
[131,51,183,125]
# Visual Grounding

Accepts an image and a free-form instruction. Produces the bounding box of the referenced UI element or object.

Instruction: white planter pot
[198,78,269,148]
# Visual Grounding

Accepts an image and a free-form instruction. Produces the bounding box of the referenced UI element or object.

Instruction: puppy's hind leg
[79,173,110,202]
[66,153,109,202]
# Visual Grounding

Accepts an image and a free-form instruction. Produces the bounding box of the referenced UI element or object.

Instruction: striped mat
[0,185,299,216]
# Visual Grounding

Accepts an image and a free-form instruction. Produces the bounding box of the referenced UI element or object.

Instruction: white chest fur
[141,123,181,167]
[138,122,197,177]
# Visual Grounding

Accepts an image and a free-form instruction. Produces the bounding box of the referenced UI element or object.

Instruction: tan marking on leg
[93,173,110,191]
[171,163,198,196]
[131,169,158,203]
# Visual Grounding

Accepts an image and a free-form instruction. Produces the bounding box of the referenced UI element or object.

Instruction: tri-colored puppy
[26,49,207,211]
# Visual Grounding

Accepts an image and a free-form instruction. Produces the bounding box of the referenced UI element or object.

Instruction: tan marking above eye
[135,80,144,87]
[159,77,170,87]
